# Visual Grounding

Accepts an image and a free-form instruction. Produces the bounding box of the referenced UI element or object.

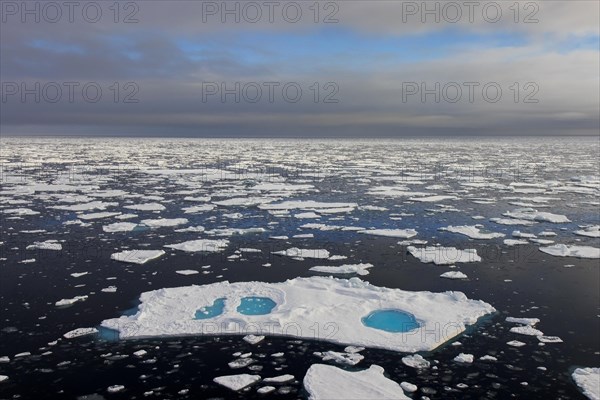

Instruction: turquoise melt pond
[362,309,420,333]
[237,296,276,315]
[195,298,226,319]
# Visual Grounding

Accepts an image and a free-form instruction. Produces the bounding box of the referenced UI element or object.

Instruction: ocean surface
[0,137,598,399]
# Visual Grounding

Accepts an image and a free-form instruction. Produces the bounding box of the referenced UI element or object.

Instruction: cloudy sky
[1,1,599,137]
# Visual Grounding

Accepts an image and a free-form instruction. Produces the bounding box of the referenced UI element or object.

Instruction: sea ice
[309,263,374,276]
[440,225,504,240]
[175,270,199,275]
[401,354,430,369]
[575,226,600,238]
[164,239,229,253]
[26,241,62,251]
[510,326,544,336]
[111,250,166,264]
[453,353,474,363]
[101,276,495,352]
[63,327,99,339]
[55,296,88,307]
[213,374,261,391]
[304,364,409,400]
[78,212,121,220]
[141,218,188,227]
[572,368,600,400]
[407,246,481,265]
[103,222,138,233]
[263,374,294,383]
[503,208,570,223]
[124,203,165,211]
[272,248,330,259]
[539,244,600,259]
[358,229,418,239]
[440,271,468,279]
[314,350,364,366]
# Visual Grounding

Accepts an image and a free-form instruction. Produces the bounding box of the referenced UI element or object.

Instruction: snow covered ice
[101,276,495,352]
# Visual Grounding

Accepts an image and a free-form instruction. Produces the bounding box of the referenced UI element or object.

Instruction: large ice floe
[303,364,410,400]
[572,368,600,400]
[101,277,494,352]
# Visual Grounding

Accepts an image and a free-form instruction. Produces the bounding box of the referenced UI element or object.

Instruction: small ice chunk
[310,263,374,276]
[539,244,600,259]
[537,336,563,343]
[506,317,540,326]
[263,374,294,383]
[400,382,417,393]
[510,326,544,336]
[213,374,261,391]
[401,354,430,369]
[124,203,165,211]
[175,270,199,275]
[63,327,98,339]
[507,340,526,347]
[407,246,481,265]
[243,335,265,345]
[164,239,229,253]
[358,229,418,239]
[574,225,600,238]
[440,271,468,279]
[107,385,125,393]
[103,222,138,233]
[316,351,364,366]
[26,241,62,251]
[440,225,504,240]
[55,295,88,307]
[272,248,330,259]
[111,250,165,264]
[453,353,474,363]
[257,386,276,394]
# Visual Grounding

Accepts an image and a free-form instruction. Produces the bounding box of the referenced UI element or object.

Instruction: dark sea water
[0,137,598,399]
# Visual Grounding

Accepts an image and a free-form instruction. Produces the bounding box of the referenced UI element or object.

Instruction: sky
[1,0,599,137]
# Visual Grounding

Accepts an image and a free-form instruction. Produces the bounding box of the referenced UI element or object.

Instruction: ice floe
[101,276,495,352]
[26,241,62,251]
[272,248,330,259]
[503,208,570,223]
[440,225,504,240]
[358,229,418,239]
[575,226,600,238]
[453,353,474,363]
[309,263,374,276]
[141,218,188,227]
[110,250,166,264]
[103,222,138,233]
[539,244,600,259]
[164,239,229,253]
[407,246,481,265]
[213,374,261,391]
[440,271,468,279]
[63,327,99,339]
[124,203,165,211]
[572,368,600,400]
[303,364,409,400]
